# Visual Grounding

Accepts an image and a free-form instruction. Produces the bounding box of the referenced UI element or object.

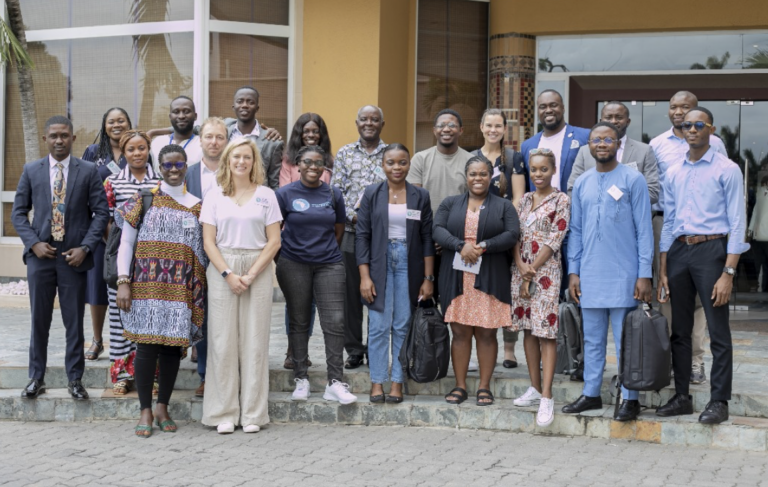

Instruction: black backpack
[103,189,154,289]
[399,300,451,384]
[614,304,671,415]
[555,290,584,379]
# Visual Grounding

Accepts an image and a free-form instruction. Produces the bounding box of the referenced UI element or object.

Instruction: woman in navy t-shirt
[275,146,358,405]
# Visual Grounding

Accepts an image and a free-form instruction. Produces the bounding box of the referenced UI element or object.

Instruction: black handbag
[103,189,153,289]
[398,299,451,384]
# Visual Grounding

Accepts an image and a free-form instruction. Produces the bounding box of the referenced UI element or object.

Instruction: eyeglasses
[299,158,326,167]
[681,121,713,131]
[588,137,616,145]
[529,148,554,156]
[160,161,186,170]
[434,122,458,130]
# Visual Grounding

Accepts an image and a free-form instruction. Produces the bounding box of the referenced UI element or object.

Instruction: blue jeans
[582,307,639,401]
[368,240,411,384]
[285,301,315,337]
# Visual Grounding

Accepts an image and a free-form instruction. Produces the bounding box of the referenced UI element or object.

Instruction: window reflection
[19,0,193,30]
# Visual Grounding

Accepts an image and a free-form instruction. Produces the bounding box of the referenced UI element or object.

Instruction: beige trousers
[202,248,272,427]
[653,215,706,366]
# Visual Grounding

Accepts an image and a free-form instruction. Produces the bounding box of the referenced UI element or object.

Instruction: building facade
[2,0,767,296]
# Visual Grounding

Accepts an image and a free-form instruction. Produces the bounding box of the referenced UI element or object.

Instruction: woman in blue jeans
[356,143,435,403]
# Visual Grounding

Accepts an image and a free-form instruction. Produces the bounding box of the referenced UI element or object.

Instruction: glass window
[209,34,289,136]
[19,0,193,30]
[3,34,194,192]
[415,0,488,152]
[3,203,16,238]
[211,0,290,26]
[537,33,765,72]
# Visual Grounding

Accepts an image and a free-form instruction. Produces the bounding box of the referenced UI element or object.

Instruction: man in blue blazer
[12,116,109,400]
[521,90,590,192]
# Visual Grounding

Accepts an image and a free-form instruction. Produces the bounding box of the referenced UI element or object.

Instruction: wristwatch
[424,275,435,282]
[723,266,736,276]
[80,245,90,254]
[478,241,488,253]
[221,269,233,278]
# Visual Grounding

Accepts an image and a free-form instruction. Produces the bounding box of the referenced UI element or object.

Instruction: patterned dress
[103,166,160,383]
[510,191,570,339]
[444,209,513,329]
[114,187,206,350]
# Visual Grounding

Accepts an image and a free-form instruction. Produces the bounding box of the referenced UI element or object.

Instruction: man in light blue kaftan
[564,122,654,422]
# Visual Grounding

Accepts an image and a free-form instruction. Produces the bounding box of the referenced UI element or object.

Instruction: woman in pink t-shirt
[278,113,333,187]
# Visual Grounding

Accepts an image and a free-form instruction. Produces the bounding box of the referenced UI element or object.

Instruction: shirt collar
[664,126,684,141]
[49,154,71,168]
[353,138,387,155]
[118,163,156,182]
[684,147,716,166]
[232,119,260,139]
[201,161,217,174]
[620,135,628,147]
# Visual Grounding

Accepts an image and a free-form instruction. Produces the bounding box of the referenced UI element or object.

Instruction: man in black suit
[12,116,109,400]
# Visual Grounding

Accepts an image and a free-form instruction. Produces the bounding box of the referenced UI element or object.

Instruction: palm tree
[538,57,568,73]
[690,52,730,70]
[2,0,38,160]
[742,47,768,69]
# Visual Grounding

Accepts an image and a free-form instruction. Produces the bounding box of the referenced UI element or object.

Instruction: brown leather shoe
[195,382,205,397]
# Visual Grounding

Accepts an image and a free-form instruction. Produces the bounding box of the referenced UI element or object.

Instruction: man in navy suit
[521,90,590,192]
[12,116,109,400]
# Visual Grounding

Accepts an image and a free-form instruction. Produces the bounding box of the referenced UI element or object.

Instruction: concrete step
[1,388,766,452]
[3,364,768,419]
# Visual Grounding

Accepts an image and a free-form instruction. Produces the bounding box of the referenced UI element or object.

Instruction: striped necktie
[51,162,66,241]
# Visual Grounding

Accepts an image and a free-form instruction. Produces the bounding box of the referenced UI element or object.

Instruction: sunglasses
[681,121,713,131]
[588,137,616,145]
[160,161,186,170]
[529,148,554,156]
[299,158,326,167]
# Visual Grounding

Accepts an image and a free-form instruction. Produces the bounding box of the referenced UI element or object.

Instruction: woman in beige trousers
[200,137,283,434]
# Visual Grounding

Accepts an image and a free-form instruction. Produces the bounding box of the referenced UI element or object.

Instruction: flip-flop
[135,424,153,438]
[445,387,468,405]
[155,418,177,433]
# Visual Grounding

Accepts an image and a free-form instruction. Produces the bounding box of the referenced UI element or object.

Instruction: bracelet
[116,277,131,286]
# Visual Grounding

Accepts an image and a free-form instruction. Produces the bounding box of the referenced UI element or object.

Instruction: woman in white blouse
[200,137,283,434]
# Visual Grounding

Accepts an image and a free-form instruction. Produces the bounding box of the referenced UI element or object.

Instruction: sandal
[445,387,468,405]
[113,379,132,396]
[85,338,104,361]
[135,424,152,438]
[476,388,495,407]
[155,418,177,433]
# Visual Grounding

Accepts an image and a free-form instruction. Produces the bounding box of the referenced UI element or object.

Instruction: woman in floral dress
[509,148,570,427]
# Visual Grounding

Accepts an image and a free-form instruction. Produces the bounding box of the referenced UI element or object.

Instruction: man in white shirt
[150,96,202,167]
[184,116,228,398]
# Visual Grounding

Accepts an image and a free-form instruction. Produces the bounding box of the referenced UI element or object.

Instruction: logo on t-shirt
[292,199,310,212]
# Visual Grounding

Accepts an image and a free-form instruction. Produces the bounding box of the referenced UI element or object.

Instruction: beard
[541,117,562,131]
[595,153,616,164]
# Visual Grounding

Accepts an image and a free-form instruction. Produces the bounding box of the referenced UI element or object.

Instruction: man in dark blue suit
[521,90,590,192]
[12,116,109,400]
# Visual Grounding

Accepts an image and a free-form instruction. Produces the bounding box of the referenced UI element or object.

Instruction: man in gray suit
[12,116,109,400]
[567,101,660,204]
[226,86,283,190]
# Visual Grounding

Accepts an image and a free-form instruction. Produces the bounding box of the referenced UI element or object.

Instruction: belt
[676,234,726,245]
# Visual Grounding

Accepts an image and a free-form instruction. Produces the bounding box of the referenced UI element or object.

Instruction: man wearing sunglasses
[567,101,659,204]
[657,107,748,425]
[650,91,729,386]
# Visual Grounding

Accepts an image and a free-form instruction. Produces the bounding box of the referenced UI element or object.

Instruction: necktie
[51,162,66,241]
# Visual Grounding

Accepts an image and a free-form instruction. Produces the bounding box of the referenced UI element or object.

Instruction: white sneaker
[217,422,235,434]
[536,397,555,427]
[292,378,310,401]
[468,358,479,371]
[513,386,542,407]
[243,424,260,433]
[323,379,358,405]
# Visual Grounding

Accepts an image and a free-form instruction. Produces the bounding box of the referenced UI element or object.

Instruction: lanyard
[169,133,195,149]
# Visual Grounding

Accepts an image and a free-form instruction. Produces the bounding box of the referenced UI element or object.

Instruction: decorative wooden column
[488,33,536,150]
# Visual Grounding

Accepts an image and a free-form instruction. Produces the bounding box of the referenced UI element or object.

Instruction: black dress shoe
[344,355,365,369]
[502,360,518,369]
[655,393,693,417]
[562,395,602,414]
[21,379,45,399]
[570,365,584,382]
[699,401,729,424]
[68,380,89,400]
[614,400,641,422]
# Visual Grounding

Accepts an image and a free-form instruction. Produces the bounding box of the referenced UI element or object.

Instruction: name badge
[182,217,196,228]
[625,161,638,171]
[374,166,385,178]
[406,209,421,220]
[607,185,624,201]
[570,139,580,150]
[107,161,120,174]
[453,252,482,275]
[526,213,537,227]
[254,196,270,207]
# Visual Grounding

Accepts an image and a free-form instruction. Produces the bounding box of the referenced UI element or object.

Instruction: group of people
[12,84,747,436]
